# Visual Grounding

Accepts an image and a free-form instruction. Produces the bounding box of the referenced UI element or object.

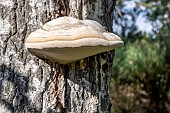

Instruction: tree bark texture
[0,0,116,113]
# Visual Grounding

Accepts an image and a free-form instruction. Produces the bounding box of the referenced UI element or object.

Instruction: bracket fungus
[25,17,123,64]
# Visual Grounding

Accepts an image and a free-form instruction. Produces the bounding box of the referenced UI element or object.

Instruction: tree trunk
[0,0,116,113]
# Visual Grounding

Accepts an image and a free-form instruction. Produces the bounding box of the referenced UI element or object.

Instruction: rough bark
[0,0,116,113]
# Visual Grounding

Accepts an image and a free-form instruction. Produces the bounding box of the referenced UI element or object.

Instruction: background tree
[111,0,170,113]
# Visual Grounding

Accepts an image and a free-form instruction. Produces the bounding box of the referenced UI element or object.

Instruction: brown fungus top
[25,17,123,64]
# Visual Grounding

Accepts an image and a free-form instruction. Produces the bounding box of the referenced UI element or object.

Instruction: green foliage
[111,37,170,113]
[112,37,167,83]
[111,1,170,113]
[138,0,170,64]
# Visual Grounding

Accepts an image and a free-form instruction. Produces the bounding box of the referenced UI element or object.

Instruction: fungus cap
[25,17,124,64]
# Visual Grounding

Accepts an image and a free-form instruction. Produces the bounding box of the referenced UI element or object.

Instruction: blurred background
[110,0,170,113]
